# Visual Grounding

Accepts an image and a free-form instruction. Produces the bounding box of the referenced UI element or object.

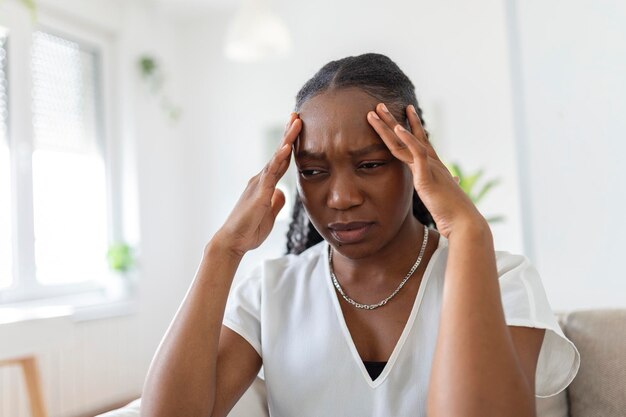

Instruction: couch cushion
[563,309,626,417]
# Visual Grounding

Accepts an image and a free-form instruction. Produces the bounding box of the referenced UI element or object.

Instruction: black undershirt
[363,361,387,380]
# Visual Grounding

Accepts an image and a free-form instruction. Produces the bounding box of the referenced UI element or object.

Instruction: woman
[141,53,579,417]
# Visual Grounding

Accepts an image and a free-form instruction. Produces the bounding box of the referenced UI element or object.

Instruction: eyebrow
[295,143,389,159]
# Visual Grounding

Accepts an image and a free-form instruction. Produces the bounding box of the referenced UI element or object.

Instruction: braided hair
[285,53,436,254]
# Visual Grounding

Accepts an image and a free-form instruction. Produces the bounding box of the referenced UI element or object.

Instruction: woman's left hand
[367,103,488,239]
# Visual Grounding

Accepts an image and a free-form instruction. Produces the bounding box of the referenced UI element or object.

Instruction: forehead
[296,88,382,154]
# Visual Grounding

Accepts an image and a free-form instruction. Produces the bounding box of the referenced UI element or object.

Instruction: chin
[326,239,385,260]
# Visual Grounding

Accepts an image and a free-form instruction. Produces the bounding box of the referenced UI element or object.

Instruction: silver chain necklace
[328,225,429,310]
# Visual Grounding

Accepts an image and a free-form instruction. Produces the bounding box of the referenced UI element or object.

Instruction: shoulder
[250,241,328,286]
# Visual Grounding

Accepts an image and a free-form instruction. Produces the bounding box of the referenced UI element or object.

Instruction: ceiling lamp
[224,0,292,62]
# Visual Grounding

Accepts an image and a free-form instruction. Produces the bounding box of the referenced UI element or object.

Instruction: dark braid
[286,53,436,255]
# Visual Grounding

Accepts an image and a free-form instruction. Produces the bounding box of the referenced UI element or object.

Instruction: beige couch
[98,309,626,417]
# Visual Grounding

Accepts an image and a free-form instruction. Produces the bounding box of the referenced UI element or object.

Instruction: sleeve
[222,266,263,357]
[496,252,581,398]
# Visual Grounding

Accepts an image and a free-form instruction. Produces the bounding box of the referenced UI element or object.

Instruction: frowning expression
[295,88,417,259]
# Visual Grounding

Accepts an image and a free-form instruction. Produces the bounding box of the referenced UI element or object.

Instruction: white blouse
[223,234,580,417]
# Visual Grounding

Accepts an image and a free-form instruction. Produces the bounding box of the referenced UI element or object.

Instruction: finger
[283,112,298,134]
[375,102,403,130]
[279,117,302,149]
[270,117,300,174]
[259,149,290,194]
[393,123,432,182]
[406,105,443,164]
[269,188,286,219]
[273,155,291,182]
[367,111,414,164]
[373,102,430,165]
[270,144,291,175]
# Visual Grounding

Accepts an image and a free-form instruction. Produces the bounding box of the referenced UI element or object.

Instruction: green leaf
[485,214,506,224]
[473,178,501,204]
[106,243,134,273]
[451,162,463,180]
[464,169,484,196]
[139,56,157,77]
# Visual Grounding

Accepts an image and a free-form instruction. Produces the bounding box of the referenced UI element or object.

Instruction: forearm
[141,239,243,417]
[427,225,534,417]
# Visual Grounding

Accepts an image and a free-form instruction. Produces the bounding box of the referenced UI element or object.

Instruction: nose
[326,173,364,210]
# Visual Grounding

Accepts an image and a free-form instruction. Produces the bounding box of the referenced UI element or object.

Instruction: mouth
[327,221,374,244]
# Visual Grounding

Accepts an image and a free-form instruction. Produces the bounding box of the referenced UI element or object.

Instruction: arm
[427,224,544,417]
[140,113,302,417]
[140,241,261,417]
[367,103,544,417]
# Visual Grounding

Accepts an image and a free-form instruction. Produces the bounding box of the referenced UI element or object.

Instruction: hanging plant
[138,55,182,122]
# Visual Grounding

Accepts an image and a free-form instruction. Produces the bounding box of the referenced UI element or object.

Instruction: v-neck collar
[322,234,448,389]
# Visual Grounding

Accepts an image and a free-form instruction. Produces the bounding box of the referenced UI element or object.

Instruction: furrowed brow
[296,143,389,160]
[348,143,389,157]
[295,149,325,160]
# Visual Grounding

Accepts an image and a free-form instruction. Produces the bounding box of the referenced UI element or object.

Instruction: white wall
[513,0,626,309]
[176,0,525,281]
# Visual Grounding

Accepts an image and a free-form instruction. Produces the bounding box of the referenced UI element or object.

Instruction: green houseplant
[106,242,135,273]
[446,162,504,224]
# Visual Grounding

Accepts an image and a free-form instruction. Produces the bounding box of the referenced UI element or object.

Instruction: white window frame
[0,4,130,312]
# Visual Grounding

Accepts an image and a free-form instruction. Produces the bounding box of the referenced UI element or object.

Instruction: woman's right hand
[213,113,302,257]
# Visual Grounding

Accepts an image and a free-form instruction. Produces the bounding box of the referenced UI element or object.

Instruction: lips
[328,221,374,244]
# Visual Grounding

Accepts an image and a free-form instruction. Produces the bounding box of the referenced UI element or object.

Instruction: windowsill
[0,280,138,325]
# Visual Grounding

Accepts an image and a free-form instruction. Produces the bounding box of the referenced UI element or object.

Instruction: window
[0,10,128,307]
[0,29,11,290]
[31,31,109,286]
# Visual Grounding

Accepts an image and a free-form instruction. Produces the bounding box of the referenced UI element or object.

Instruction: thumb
[270,188,286,219]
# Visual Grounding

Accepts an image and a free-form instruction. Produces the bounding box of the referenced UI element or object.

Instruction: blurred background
[0,0,624,415]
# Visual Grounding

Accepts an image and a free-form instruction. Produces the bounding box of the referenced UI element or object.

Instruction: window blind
[30,30,108,285]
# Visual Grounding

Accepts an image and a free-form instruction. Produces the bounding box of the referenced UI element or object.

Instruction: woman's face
[295,87,418,260]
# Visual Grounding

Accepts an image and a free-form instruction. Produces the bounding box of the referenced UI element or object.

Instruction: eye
[358,161,386,170]
[299,169,326,178]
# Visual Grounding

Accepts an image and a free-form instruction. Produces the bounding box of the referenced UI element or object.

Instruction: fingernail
[395,124,406,132]
[380,103,389,113]
[369,111,380,120]
[409,104,417,115]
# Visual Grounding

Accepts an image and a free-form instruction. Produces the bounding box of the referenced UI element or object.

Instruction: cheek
[296,177,308,203]
[296,179,317,214]
[381,166,415,213]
